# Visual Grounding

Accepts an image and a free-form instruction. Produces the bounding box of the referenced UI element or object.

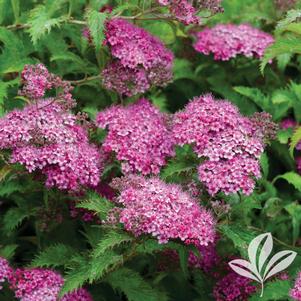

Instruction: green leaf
[273,172,301,192]
[178,246,189,279]
[0,27,33,73]
[93,230,133,257]
[0,244,18,259]
[3,207,33,233]
[261,36,301,73]
[249,280,291,300]
[60,251,123,295]
[285,202,301,245]
[276,9,301,31]
[160,145,198,181]
[233,86,270,111]
[218,224,257,257]
[86,9,107,52]
[77,191,114,220]
[105,268,168,301]
[173,59,195,81]
[277,128,293,144]
[10,0,19,22]
[289,126,301,158]
[260,153,269,178]
[27,3,67,44]
[31,244,76,268]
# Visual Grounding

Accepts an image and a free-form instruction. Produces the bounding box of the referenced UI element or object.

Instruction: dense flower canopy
[193,24,274,60]
[111,175,216,246]
[172,94,266,195]
[103,18,173,96]
[97,98,174,175]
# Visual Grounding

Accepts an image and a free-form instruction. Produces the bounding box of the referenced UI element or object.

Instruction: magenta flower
[194,24,274,61]
[103,19,173,95]
[9,268,93,301]
[0,257,13,290]
[213,271,257,301]
[111,175,216,246]
[0,99,102,190]
[172,94,265,195]
[97,98,174,175]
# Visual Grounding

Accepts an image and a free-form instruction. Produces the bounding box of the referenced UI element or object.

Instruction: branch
[68,74,102,85]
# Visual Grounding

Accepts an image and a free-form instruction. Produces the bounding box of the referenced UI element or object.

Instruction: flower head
[213,271,257,301]
[111,175,216,246]
[103,19,173,95]
[97,99,174,175]
[0,99,102,190]
[194,24,274,61]
[172,94,266,195]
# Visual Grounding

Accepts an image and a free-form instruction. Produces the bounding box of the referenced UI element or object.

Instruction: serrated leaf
[27,4,66,44]
[0,244,18,259]
[273,172,301,192]
[60,251,123,296]
[105,268,168,301]
[77,191,114,220]
[276,9,301,31]
[3,207,33,233]
[93,230,133,257]
[31,244,76,268]
[86,9,107,52]
[261,36,301,73]
[289,126,301,157]
[233,86,270,111]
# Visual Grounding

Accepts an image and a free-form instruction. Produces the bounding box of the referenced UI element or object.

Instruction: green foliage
[31,244,77,268]
[76,191,114,220]
[105,268,169,301]
[85,9,107,52]
[273,172,301,192]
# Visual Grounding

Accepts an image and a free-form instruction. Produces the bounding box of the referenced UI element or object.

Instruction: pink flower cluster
[111,175,216,246]
[291,272,301,300]
[9,267,93,301]
[172,94,265,195]
[103,19,173,96]
[193,24,274,61]
[213,271,257,301]
[20,64,75,108]
[0,257,13,290]
[97,98,174,175]
[157,0,223,25]
[0,98,102,190]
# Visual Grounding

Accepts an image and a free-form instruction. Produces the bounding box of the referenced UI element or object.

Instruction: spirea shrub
[1,1,301,301]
